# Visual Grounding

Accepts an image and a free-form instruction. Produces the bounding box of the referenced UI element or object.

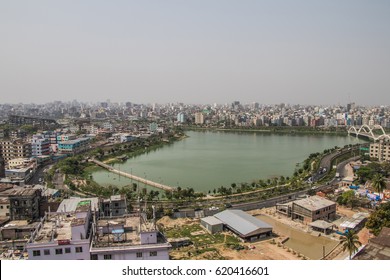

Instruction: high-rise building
[0,140,32,163]
[370,139,390,162]
[31,135,50,156]
[195,112,204,124]
[177,112,186,123]
[0,156,5,178]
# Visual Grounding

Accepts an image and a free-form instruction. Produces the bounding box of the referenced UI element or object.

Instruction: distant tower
[0,156,5,178]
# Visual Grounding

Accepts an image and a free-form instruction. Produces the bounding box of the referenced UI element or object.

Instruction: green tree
[340,230,361,259]
[337,190,358,209]
[371,173,386,199]
[366,201,390,236]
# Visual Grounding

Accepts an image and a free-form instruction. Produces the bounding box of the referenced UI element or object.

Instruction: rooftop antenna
[152,205,156,230]
[138,187,141,232]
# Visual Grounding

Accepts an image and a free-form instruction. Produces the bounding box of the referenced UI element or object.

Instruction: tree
[371,173,386,199]
[337,190,358,209]
[340,230,361,259]
[366,201,390,236]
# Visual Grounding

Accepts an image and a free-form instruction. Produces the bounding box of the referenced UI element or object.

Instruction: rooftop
[214,209,272,237]
[354,227,390,260]
[2,220,39,230]
[340,212,369,229]
[201,216,223,226]
[0,184,15,193]
[309,220,334,229]
[7,188,40,197]
[293,196,335,211]
[93,216,167,249]
[57,197,99,213]
[32,212,85,243]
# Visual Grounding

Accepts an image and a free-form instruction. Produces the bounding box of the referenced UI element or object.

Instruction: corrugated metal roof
[214,209,272,236]
[201,216,223,226]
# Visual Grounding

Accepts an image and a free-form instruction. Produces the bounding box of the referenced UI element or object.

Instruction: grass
[164,223,240,247]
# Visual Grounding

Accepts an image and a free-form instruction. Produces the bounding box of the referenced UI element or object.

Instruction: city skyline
[1,1,390,106]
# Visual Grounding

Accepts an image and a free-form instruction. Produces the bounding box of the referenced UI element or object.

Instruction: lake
[91,130,364,193]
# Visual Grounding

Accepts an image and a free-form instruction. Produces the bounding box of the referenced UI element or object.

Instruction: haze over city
[1,0,390,106]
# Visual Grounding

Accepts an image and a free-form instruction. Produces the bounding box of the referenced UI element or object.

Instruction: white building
[89,215,171,260]
[31,135,50,156]
[26,200,93,260]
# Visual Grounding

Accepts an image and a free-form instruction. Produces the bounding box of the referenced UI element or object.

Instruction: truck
[335,172,340,178]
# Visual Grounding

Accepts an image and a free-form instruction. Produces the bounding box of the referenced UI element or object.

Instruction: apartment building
[8,188,42,221]
[90,215,171,260]
[370,139,390,162]
[26,200,93,260]
[194,112,204,124]
[100,195,127,217]
[0,140,32,163]
[31,135,50,156]
[57,137,90,155]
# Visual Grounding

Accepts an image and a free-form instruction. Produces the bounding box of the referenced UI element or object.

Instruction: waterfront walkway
[90,158,175,192]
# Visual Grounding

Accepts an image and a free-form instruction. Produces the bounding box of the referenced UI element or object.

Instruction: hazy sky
[1,0,389,106]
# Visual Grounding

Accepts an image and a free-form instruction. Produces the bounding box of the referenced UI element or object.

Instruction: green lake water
[91,131,364,193]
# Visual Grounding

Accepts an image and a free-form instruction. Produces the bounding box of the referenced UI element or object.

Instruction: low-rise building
[213,209,273,242]
[26,200,93,260]
[90,215,171,260]
[354,227,390,260]
[200,216,224,234]
[8,188,42,221]
[57,137,90,155]
[291,196,336,223]
[100,195,127,217]
[5,166,35,183]
[0,220,40,251]
[0,197,10,217]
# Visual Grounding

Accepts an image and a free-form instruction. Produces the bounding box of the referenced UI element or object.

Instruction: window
[75,247,83,253]
[0,206,3,209]
[103,254,112,260]
[32,250,41,257]
[136,252,142,258]
[91,254,98,260]
[65,248,71,254]
[149,251,157,257]
[44,249,50,255]
[55,248,63,255]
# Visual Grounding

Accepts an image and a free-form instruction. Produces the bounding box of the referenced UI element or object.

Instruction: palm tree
[340,230,361,259]
[372,173,386,200]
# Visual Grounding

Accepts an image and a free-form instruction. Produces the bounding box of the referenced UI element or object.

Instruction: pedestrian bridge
[348,125,390,141]
[90,158,175,192]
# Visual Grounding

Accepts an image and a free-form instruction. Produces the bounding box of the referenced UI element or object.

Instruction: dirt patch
[191,230,206,236]
[71,179,87,187]
[157,216,195,229]
[217,240,302,260]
